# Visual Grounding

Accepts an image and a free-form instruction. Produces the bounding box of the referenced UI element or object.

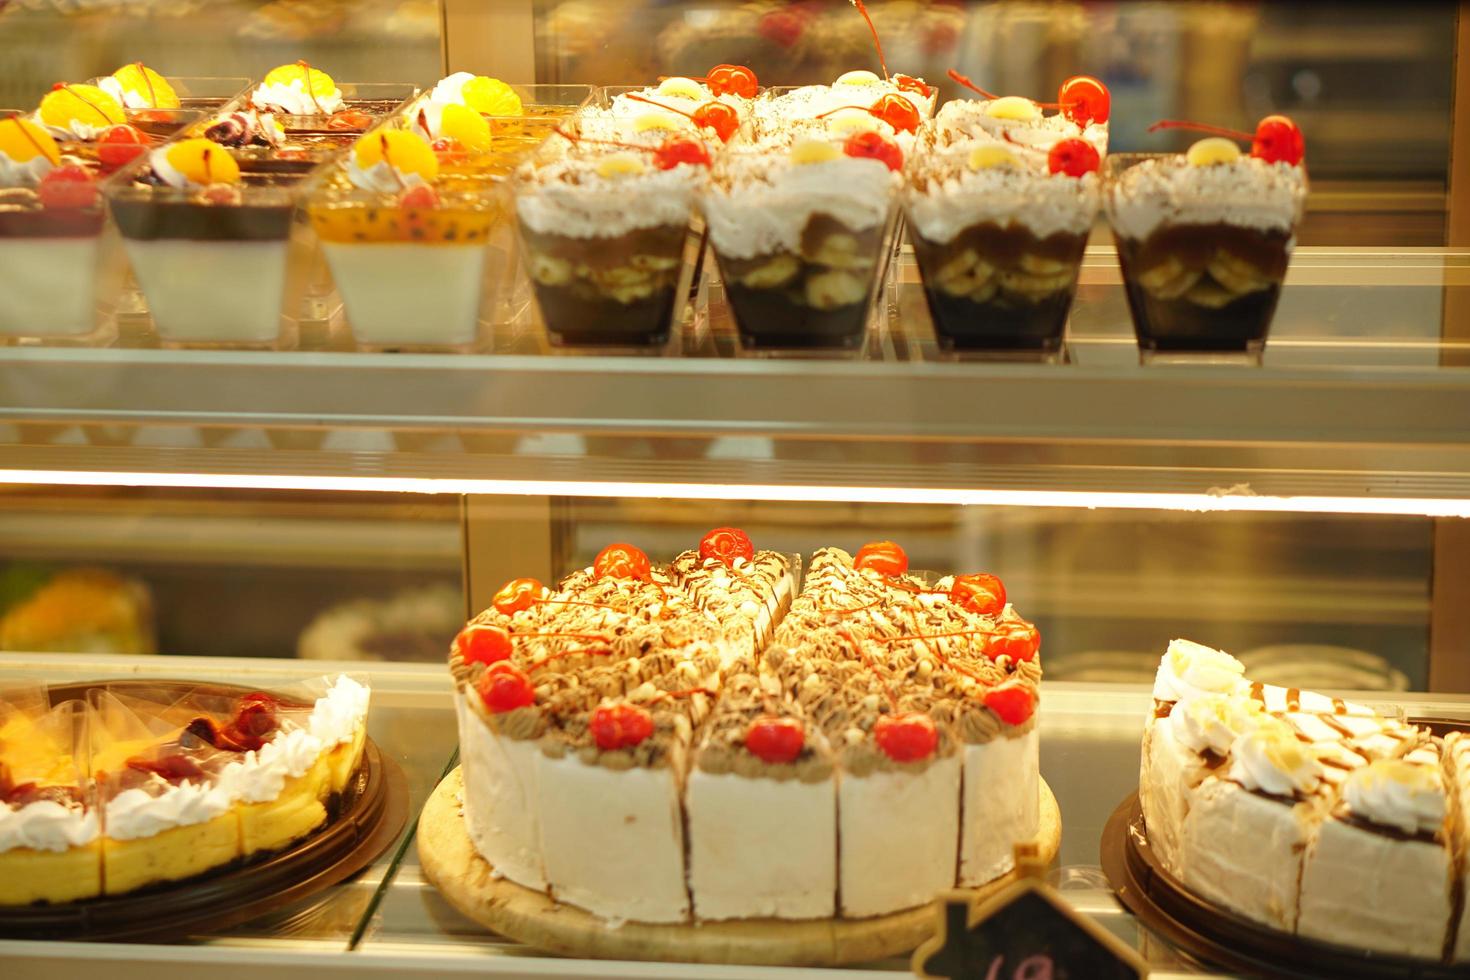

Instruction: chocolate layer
[536,283,679,346]
[0,205,104,239]
[111,197,293,242]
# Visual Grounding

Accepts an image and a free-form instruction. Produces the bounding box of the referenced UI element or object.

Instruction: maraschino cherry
[477,662,536,713]
[492,577,543,615]
[37,164,97,209]
[1147,114,1305,166]
[983,682,1035,725]
[950,573,1006,616]
[594,542,653,580]
[894,74,934,98]
[1048,137,1100,177]
[874,711,938,762]
[96,124,147,171]
[590,701,655,750]
[699,527,754,566]
[844,129,903,171]
[816,94,919,135]
[127,752,204,783]
[624,93,739,143]
[947,69,1111,130]
[745,716,805,764]
[854,540,909,577]
[706,64,759,99]
[555,127,712,171]
[986,620,1040,662]
[455,622,611,666]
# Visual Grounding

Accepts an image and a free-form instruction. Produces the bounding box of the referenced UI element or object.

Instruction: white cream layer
[904,165,1098,244]
[323,241,488,347]
[0,238,100,337]
[125,239,287,343]
[0,800,99,853]
[1107,156,1306,242]
[959,729,1039,886]
[516,158,702,240]
[456,691,546,890]
[686,769,836,920]
[251,80,344,116]
[839,752,960,917]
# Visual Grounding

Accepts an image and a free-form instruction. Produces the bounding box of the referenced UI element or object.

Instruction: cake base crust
[418,766,1059,965]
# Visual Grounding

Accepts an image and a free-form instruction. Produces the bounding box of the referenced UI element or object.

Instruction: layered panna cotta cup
[108,138,302,346]
[249,62,416,139]
[0,115,127,342]
[1105,135,1307,361]
[513,125,711,348]
[904,139,1100,357]
[307,129,507,350]
[701,133,902,352]
[93,63,250,121]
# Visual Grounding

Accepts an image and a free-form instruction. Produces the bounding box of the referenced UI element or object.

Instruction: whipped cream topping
[309,675,370,746]
[516,153,705,238]
[1228,719,1325,797]
[0,799,98,853]
[429,71,478,105]
[606,86,751,122]
[904,154,1098,242]
[409,98,451,142]
[1168,693,1264,756]
[1343,758,1444,836]
[701,151,897,260]
[1106,154,1307,242]
[346,154,427,194]
[97,76,155,111]
[223,726,326,804]
[32,111,111,142]
[932,99,1107,164]
[1152,639,1247,703]
[251,79,343,116]
[757,82,933,129]
[105,780,232,840]
[0,147,56,188]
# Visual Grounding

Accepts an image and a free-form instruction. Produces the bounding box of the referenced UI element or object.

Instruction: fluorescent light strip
[2,469,1470,518]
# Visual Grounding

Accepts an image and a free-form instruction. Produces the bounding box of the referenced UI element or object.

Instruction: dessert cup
[0,113,124,343]
[107,140,304,348]
[1105,152,1307,362]
[702,140,899,353]
[904,146,1098,358]
[307,130,509,351]
[514,136,707,349]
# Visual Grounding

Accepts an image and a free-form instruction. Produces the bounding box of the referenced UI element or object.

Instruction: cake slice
[1296,745,1456,960]
[0,696,100,905]
[1178,717,1330,932]
[685,669,836,920]
[1444,733,1470,962]
[305,675,371,797]
[669,527,798,660]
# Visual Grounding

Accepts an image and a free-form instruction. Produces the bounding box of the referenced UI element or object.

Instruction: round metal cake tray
[1101,785,1466,979]
[0,679,409,942]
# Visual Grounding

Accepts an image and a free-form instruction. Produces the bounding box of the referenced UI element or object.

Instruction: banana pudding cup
[700,132,902,352]
[905,138,1099,356]
[1105,119,1308,360]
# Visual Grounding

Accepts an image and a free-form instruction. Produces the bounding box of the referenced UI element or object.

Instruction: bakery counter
[9,654,1466,979]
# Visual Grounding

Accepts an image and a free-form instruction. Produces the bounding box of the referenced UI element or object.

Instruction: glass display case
[1,1,1469,977]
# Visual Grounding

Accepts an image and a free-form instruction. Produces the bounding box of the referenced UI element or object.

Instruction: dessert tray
[419,766,1060,966]
[1100,765,1466,980]
[0,679,408,942]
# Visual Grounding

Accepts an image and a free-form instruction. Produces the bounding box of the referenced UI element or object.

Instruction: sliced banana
[967,145,1019,170]
[1136,257,1200,300]
[834,70,883,87]
[805,269,867,309]
[806,232,874,270]
[1020,253,1068,275]
[984,96,1041,122]
[739,253,801,289]
[633,111,691,133]
[1184,282,1238,309]
[655,77,705,100]
[968,278,999,303]
[790,138,843,166]
[607,280,658,304]
[595,152,648,177]
[1206,250,1271,294]
[630,253,680,272]
[825,108,878,137]
[595,265,654,288]
[999,268,1072,298]
[935,248,980,285]
[1186,137,1241,167]
[528,252,572,286]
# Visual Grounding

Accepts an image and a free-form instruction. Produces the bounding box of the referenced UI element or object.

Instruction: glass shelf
[3,652,1468,978]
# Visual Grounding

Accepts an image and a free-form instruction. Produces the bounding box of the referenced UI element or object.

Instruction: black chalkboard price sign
[913,844,1148,980]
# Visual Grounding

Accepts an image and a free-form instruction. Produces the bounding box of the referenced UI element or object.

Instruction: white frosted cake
[450,532,1044,923]
[1140,639,1468,962]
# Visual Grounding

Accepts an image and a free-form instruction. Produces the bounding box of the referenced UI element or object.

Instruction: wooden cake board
[418,766,1062,966]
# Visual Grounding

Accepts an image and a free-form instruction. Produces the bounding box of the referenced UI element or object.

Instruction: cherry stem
[814,103,877,120]
[380,133,408,192]
[905,610,989,685]
[553,126,648,154]
[534,597,617,611]
[624,92,699,123]
[946,69,999,101]
[202,146,213,183]
[526,643,615,671]
[1148,119,1251,141]
[298,60,325,115]
[837,627,899,712]
[876,628,989,644]
[850,0,890,81]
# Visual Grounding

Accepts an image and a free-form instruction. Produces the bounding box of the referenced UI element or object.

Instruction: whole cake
[1140,639,1470,962]
[448,530,1043,923]
[0,674,369,905]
